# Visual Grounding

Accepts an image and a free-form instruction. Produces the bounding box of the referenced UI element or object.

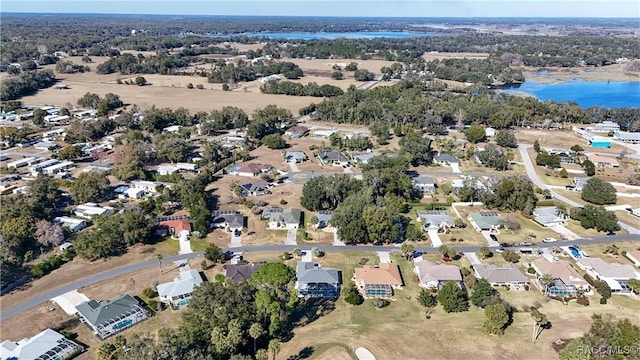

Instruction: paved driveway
[451,163,461,174]
[427,229,443,247]
[377,251,391,263]
[178,234,193,254]
[550,224,580,240]
[463,252,481,265]
[288,161,300,172]
[286,228,298,245]
[51,290,90,316]
[333,229,346,246]
[481,231,500,247]
[230,230,242,248]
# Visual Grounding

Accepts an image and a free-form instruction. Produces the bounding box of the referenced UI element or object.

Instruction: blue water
[231,31,441,40]
[506,80,640,108]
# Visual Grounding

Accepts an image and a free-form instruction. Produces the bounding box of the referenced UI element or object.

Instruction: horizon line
[1,12,639,19]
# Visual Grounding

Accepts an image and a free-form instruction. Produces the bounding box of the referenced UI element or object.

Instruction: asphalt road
[2,233,639,322]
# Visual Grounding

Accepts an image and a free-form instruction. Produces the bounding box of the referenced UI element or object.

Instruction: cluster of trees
[329,133,373,151]
[247,105,294,140]
[199,106,249,135]
[535,151,561,169]
[477,144,509,171]
[0,69,56,101]
[425,58,524,85]
[570,205,620,234]
[301,174,363,211]
[63,117,116,143]
[167,171,217,234]
[73,207,155,260]
[76,92,123,116]
[96,53,190,75]
[97,263,300,359]
[495,130,517,148]
[559,314,640,360]
[208,61,304,83]
[457,175,538,215]
[68,172,111,203]
[55,60,90,73]
[260,80,344,97]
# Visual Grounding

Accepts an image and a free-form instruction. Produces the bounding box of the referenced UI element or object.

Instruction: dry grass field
[286,58,396,77]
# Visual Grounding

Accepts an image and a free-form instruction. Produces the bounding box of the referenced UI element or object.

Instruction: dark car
[490,234,499,242]
[500,242,513,247]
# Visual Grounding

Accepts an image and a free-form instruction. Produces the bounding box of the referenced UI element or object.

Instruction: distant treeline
[260,80,344,97]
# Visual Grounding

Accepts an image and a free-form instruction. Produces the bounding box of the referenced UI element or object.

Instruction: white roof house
[577,257,640,293]
[176,162,198,171]
[157,165,179,176]
[7,157,38,169]
[163,125,182,133]
[29,159,60,176]
[130,180,160,193]
[74,203,115,219]
[53,217,88,233]
[125,187,145,199]
[0,328,84,360]
[312,130,337,139]
[42,161,75,175]
[413,259,462,289]
[157,269,203,308]
[533,207,565,227]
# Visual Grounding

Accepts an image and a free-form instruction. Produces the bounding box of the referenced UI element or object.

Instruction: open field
[522,63,640,83]
[286,58,397,77]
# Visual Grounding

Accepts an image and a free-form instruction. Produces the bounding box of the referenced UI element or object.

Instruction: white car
[542,238,557,243]
[495,248,505,253]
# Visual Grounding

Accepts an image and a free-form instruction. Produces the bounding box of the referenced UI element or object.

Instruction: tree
[250,263,296,327]
[400,242,414,260]
[354,69,375,81]
[398,130,432,166]
[417,288,438,308]
[536,151,561,169]
[530,309,549,342]
[300,174,362,211]
[582,159,596,176]
[502,250,520,263]
[35,220,64,248]
[477,144,509,170]
[58,145,84,160]
[268,339,280,360]
[533,140,541,153]
[581,178,617,205]
[495,130,517,148]
[69,172,111,203]
[559,168,568,178]
[570,144,584,153]
[262,133,287,149]
[436,281,469,313]
[205,245,224,264]
[471,279,497,308]
[33,108,47,127]
[249,322,265,355]
[369,121,390,144]
[487,176,537,214]
[627,278,640,294]
[540,273,555,292]
[345,62,358,71]
[331,71,343,80]
[342,284,364,305]
[135,76,147,86]
[483,303,510,335]
[479,246,491,259]
[256,349,269,360]
[96,342,118,360]
[465,123,486,144]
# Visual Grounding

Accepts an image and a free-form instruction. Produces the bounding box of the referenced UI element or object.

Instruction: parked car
[495,248,505,253]
[520,242,534,246]
[542,237,557,243]
[500,242,513,247]
[490,234,498,242]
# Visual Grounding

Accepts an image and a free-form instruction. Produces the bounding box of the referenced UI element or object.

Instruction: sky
[1,0,639,18]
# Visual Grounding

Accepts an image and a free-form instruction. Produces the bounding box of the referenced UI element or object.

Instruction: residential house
[417,210,455,231]
[533,207,565,227]
[7,156,38,169]
[176,162,198,172]
[229,163,273,177]
[571,177,591,192]
[588,136,611,148]
[473,264,529,289]
[157,165,179,175]
[317,149,349,166]
[285,151,307,163]
[33,141,58,150]
[353,263,403,298]
[223,262,266,282]
[262,207,302,230]
[125,187,145,199]
[130,180,160,194]
[587,153,619,168]
[413,258,462,289]
[157,269,203,308]
[82,165,113,174]
[75,294,148,339]
[412,176,436,196]
[614,131,640,144]
[351,152,375,165]
[53,217,88,233]
[238,179,270,196]
[284,125,309,138]
[452,177,486,194]
[625,250,640,267]
[577,257,640,294]
[163,125,182,133]
[210,210,245,231]
[42,161,75,176]
[531,258,591,296]
[434,153,459,166]
[295,262,341,298]
[468,212,503,233]
[0,329,84,360]
[157,218,191,239]
[30,159,60,176]
[74,203,115,219]
[311,130,337,139]
[314,211,333,229]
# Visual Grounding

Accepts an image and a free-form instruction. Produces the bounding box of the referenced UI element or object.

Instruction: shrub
[222,84,230,91]
[186,83,194,89]
[279,199,287,205]
[30,254,69,278]
[343,285,364,305]
[577,293,590,306]
[373,298,390,308]
[196,84,204,89]
[142,287,158,299]
[282,251,292,260]
[527,266,536,274]
[148,299,159,311]
[214,274,226,283]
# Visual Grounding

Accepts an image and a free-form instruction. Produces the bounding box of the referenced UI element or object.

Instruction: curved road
[518,145,640,235]
[3,233,640,322]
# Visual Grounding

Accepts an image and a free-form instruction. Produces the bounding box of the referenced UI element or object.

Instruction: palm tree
[555,204,568,219]
[256,349,269,360]
[400,242,414,260]
[249,323,264,355]
[156,254,163,274]
[531,309,549,342]
[540,273,555,293]
[268,339,280,360]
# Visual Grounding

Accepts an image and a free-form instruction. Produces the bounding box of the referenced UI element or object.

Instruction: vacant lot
[578,241,640,265]
[287,58,396,77]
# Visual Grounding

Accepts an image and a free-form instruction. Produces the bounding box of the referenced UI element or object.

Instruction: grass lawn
[575,241,640,266]
[563,220,613,238]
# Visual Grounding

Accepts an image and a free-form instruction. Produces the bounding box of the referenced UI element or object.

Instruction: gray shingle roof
[435,153,458,164]
[417,210,455,227]
[474,264,527,284]
[296,262,341,284]
[224,262,266,282]
[75,294,141,327]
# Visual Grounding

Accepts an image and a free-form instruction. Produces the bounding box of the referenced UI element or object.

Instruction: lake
[505,80,640,108]
[232,31,442,40]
